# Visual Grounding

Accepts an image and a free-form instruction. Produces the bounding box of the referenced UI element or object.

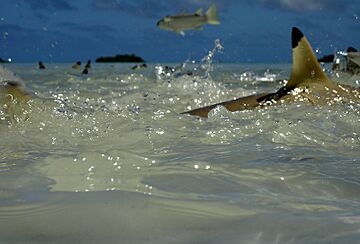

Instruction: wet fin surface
[182,93,269,118]
[181,104,217,118]
[181,27,344,118]
[287,27,333,89]
[256,86,290,103]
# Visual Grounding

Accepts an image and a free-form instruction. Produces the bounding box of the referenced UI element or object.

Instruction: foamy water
[1,54,360,243]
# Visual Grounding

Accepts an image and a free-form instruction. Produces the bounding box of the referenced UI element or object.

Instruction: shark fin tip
[292,27,304,49]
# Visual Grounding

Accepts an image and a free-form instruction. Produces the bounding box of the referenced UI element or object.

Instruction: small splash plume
[200,39,224,79]
[155,39,224,82]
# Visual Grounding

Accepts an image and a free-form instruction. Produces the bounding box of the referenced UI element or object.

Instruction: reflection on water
[1,57,360,243]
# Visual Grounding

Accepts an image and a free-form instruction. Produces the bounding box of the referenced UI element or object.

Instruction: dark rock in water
[347,61,360,75]
[347,47,358,53]
[318,54,334,63]
[96,54,144,63]
[131,63,147,70]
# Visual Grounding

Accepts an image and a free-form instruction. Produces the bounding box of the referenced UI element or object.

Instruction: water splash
[200,39,224,79]
[155,39,224,82]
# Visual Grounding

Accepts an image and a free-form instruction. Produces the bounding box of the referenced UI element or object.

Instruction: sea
[1,44,360,243]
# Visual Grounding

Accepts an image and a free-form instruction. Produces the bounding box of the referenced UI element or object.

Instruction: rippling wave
[1,43,360,243]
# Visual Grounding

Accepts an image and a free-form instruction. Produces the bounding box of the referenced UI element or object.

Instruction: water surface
[1,56,360,243]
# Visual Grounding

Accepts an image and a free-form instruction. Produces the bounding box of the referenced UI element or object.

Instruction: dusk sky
[0,0,359,63]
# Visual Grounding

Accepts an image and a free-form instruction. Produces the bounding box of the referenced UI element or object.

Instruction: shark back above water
[0,81,31,100]
[182,27,360,118]
[0,81,33,122]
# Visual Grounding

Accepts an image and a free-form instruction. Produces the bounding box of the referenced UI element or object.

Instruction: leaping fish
[182,27,360,118]
[157,4,220,36]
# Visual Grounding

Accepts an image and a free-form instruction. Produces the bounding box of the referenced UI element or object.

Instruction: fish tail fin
[286,27,332,88]
[206,4,220,25]
[195,8,203,15]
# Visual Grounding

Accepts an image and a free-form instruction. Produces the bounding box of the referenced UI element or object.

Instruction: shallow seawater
[1,59,360,243]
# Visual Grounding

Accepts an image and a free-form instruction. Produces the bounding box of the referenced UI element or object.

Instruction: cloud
[33,13,51,22]
[90,0,352,17]
[90,0,235,18]
[253,0,352,12]
[0,24,28,32]
[58,22,117,34]
[294,18,323,30]
[54,22,119,43]
[0,22,112,62]
[0,23,65,41]
[16,0,77,11]
[87,0,355,29]
[91,0,171,18]
[91,0,128,11]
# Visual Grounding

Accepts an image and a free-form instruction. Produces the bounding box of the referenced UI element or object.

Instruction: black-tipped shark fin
[181,27,339,118]
[291,27,304,49]
[287,27,333,89]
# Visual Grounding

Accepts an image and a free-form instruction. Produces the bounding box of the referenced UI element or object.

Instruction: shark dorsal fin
[287,27,333,89]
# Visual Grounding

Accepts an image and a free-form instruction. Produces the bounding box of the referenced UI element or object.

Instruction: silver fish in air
[157,4,220,35]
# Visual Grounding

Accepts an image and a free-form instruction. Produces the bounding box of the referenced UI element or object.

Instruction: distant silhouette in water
[38,61,46,69]
[131,63,147,70]
[85,60,91,69]
[82,68,88,74]
[72,61,81,69]
[347,47,358,53]
[0,57,9,63]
